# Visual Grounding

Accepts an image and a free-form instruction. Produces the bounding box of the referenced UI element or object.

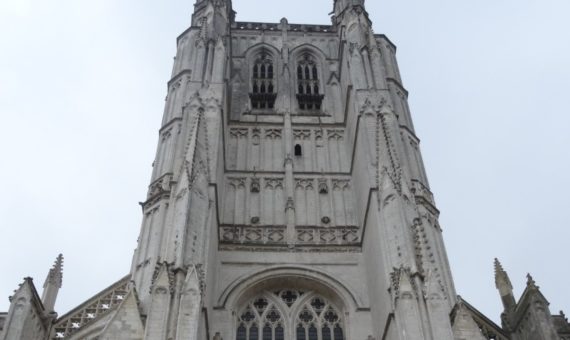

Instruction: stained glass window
[236,292,344,340]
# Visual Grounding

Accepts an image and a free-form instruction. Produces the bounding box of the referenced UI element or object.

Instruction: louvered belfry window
[296,54,324,111]
[250,53,277,110]
[236,290,345,340]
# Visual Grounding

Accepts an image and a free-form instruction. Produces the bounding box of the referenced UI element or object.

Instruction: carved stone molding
[252,128,261,145]
[220,225,286,244]
[358,96,392,117]
[389,266,420,305]
[228,177,247,189]
[265,129,282,140]
[250,177,260,193]
[327,129,344,141]
[295,178,315,190]
[293,129,311,140]
[296,227,359,245]
[220,225,360,247]
[264,178,284,190]
[332,179,350,191]
[230,128,249,139]
[147,174,173,199]
[318,179,329,194]
[151,263,176,295]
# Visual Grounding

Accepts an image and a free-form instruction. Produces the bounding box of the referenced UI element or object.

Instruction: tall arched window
[236,290,345,340]
[296,54,324,111]
[250,53,276,110]
[295,297,343,340]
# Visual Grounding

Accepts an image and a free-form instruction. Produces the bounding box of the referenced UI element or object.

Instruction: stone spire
[41,254,63,313]
[494,258,516,311]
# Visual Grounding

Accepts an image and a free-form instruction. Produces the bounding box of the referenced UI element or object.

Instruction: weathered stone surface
[99,291,144,340]
[2,1,567,340]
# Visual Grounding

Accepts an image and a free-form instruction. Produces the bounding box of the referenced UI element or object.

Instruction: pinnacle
[54,254,64,272]
[494,258,513,291]
[526,273,538,288]
[44,254,64,289]
[494,258,503,272]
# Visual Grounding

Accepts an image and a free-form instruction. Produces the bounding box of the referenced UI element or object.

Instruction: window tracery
[250,53,277,110]
[236,291,345,340]
[296,54,324,111]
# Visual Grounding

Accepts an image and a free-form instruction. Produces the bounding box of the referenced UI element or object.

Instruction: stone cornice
[386,77,408,97]
[177,26,200,44]
[375,34,397,52]
[168,69,192,88]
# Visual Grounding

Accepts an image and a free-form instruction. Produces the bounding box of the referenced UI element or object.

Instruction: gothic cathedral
[1,1,568,339]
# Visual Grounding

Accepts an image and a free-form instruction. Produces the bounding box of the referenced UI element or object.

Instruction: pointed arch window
[236,291,345,340]
[237,297,284,340]
[295,297,344,340]
[250,53,277,110]
[296,54,324,111]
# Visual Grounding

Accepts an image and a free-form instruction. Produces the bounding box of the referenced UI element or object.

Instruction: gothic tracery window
[236,291,345,340]
[250,53,277,110]
[296,54,324,111]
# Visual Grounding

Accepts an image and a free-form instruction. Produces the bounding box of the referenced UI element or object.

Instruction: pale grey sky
[0,0,568,325]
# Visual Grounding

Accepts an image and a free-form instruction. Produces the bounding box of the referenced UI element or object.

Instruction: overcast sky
[0,0,568,325]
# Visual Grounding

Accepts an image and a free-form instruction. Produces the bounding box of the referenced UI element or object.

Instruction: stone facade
[1,1,568,340]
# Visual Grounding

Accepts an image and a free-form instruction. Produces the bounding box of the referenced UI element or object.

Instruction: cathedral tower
[125,0,461,338]
[7,1,569,340]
